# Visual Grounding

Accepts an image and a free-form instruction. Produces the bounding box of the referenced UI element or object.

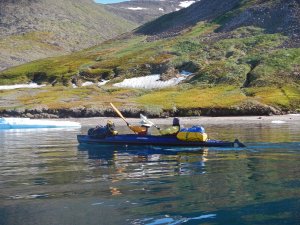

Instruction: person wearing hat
[158,117,180,136]
[139,117,152,135]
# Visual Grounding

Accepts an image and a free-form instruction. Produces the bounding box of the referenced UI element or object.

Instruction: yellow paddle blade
[129,125,147,134]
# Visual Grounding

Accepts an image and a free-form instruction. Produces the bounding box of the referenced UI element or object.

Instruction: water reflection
[1,122,300,225]
[78,144,209,180]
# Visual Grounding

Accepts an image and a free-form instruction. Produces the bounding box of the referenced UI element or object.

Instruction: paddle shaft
[110,103,129,126]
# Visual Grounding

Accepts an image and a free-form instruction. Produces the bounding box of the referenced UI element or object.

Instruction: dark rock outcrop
[0,101,286,119]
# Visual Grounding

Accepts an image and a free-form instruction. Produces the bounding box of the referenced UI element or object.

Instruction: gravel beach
[65,114,300,127]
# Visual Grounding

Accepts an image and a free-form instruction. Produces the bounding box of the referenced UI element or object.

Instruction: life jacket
[159,126,180,135]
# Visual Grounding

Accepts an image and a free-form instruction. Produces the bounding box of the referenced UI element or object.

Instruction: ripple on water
[131,213,217,225]
[1,124,300,225]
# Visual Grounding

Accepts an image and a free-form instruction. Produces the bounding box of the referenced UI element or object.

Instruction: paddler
[158,117,180,136]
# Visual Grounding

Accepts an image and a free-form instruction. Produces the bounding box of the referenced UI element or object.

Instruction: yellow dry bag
[177,132,208,142]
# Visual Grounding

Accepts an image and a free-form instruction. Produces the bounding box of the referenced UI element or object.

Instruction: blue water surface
[0,122,300,225]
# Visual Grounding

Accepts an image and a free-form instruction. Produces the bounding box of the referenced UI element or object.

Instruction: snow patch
[175,8,180,11]
[127,7,146,10]
[98,80,109,86]
[113,74,187,89]
[179,1,195,8]
[72,80,109,88]
[82,81,94,87]
[159,8,164,11]
[0,83,46,90]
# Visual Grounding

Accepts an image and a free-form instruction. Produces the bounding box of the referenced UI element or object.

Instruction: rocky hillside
[136,0,241,35]
[104,0,200,24]
[136,0,300,47]
[219,0,300,47]
[0,0,136,71]
[0,0,299,117]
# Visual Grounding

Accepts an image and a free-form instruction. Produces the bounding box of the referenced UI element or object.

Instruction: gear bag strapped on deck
[177,126,208,142]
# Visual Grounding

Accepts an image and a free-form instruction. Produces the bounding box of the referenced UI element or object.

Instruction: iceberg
[0,117,81,129]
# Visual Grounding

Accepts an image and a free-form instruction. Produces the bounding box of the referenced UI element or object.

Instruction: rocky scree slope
[104,0,200,24]
[136,0,300,47]
[0,0,136,71]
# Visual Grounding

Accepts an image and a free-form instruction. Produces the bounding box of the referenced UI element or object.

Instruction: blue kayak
[77,134,245,148]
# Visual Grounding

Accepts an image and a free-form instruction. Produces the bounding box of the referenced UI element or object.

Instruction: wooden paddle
[110,103,146,134]
[110,103,129,126]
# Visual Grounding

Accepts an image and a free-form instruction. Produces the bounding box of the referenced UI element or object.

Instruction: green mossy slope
[0,0,299,116]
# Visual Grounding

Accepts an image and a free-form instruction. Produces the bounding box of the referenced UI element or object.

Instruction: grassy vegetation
[11,85,138,110]
[0,32,61,52]
[1,24,297,87]
[0,55,92,85]
[179,27,292,86]
[0,0,136,73]
[245,86,300,109]
[1,3,299,114]
[2,83,298,114]
[136,85,300,111]
[136,86,247,109]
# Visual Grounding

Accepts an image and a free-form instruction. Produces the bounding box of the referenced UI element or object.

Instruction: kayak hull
[77,134,238,148]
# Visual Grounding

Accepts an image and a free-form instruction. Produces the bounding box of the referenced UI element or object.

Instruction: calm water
[0,121,300,225]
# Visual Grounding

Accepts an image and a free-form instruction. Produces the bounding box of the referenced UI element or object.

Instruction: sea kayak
[77,134,245,148]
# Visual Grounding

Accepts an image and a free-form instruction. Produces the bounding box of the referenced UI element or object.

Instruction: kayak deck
[77,134,240,148]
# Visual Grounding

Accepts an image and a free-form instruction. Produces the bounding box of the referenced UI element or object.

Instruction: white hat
[140,113,154,127]
[140,120,152,127]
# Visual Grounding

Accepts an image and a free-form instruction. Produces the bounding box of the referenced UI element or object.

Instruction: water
[1,121,300,225]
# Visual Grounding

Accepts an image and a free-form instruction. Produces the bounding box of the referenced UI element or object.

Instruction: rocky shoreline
[0,103,292,119]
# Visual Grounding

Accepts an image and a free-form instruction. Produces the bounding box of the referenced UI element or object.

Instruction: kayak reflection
[78,144,208,179]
